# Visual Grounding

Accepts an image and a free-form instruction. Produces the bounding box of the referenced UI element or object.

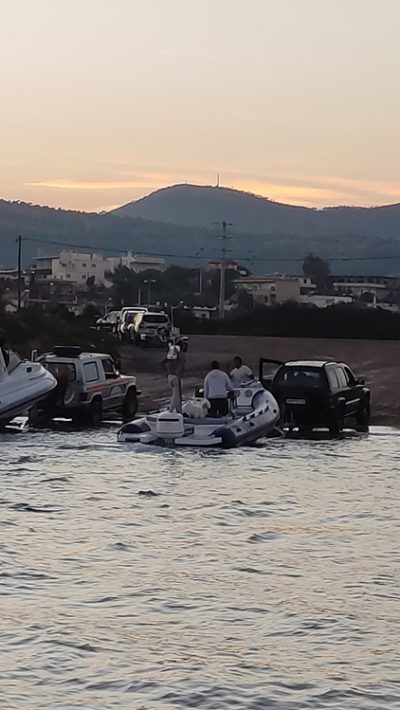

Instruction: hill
[0,199,209,269]
[111,183,400,239]
[1,187,400,275]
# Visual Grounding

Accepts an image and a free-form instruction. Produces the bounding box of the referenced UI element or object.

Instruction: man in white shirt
[204,360,234,416]
[161,342,185,413]
[230,356,254,387]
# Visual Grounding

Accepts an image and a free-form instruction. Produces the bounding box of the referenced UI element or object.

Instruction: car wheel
[121,389,138,421]
[329,407,344,435]
[27,406,48,428]
[356,399,370,427]
[88,399,103,426]
[299,424,313,434]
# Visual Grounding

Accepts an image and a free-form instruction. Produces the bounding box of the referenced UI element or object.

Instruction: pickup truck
[30,346,139,425]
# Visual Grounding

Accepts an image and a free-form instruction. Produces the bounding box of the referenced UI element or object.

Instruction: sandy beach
[121,334,400,425]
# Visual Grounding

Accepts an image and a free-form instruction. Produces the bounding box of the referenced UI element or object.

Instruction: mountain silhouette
[111,183,400,239]
[1,185,400,275]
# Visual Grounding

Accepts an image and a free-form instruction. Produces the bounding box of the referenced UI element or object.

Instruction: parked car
[129,311,189,350]
[96,310,121,333]
[118,307,148,342]
[30,346,140,425]
[129,311,170,346]
[259,358,370,434]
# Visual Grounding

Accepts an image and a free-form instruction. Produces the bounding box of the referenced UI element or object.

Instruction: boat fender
[213,426,237,449]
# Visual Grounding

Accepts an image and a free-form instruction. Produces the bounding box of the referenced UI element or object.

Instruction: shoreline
[121,334,400,427]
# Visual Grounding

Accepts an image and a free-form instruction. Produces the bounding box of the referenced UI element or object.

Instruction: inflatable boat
[117,380,280,448]
[0,346,57,426]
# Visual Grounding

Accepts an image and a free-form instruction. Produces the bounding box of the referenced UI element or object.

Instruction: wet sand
[121,335,400,425]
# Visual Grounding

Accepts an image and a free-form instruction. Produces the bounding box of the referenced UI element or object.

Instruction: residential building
[300,294,353,308]
[208,259,249,276]
[30,249,166,287]
[234,275,300,304]
[31,251,109,285]
[191,306,217,320]
[333,275,400,301]
[297,276,317,293]
[106,251,165,273]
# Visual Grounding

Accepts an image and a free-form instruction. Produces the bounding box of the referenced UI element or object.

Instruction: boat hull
[0,362,57,422]
[118,386,280,448]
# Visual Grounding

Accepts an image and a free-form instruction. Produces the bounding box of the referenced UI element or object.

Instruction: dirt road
[121,335,400,425]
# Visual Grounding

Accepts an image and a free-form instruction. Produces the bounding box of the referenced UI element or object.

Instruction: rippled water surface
[1,423,400,709]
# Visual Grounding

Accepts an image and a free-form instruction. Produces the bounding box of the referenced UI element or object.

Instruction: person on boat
[161,341,184,414]
[204,360,234,417]
[230,355,254,387]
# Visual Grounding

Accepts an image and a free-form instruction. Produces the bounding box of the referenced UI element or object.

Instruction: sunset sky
[1,0,400,212]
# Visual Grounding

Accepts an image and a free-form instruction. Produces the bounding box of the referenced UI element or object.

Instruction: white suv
[31,346,139,425]
[118,307,148,342]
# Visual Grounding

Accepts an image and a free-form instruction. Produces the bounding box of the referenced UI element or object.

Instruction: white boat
[0,346,57,426]
[117,380,280,448]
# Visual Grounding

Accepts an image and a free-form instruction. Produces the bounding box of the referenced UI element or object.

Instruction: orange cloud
[26,179,169,190]
[24,171,400,209]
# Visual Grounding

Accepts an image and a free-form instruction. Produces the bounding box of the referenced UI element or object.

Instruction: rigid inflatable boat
[117,380,280,448]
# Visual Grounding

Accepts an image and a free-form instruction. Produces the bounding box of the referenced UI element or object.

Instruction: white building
[300,294,353,308]
[234,275,301,304]
[31,249,166,287]
[106,251,165,273]
[31,251,109,285]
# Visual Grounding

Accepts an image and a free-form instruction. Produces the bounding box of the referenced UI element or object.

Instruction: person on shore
[161,341,184,413]
[204,360,234,417]
[230,355,254,387]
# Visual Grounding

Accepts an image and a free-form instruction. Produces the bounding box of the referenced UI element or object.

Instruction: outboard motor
[156,411,185,440]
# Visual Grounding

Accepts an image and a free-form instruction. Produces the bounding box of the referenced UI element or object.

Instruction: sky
[1,0,400,212]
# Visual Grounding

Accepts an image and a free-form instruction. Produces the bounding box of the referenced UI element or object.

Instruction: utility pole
[199,268,203,294]
[144,278,155,305]
[217,220,232,319]
[17,234,22,311]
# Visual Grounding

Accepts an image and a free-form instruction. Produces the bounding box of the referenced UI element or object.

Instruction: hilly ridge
[112,184,400,239]
[1,185,400,275]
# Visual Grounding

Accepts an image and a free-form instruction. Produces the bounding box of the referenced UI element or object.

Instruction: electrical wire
[19,235,400,264]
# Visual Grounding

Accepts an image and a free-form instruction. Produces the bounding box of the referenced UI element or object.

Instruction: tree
[236,288,254,311]
[302,253,332,291]
[107,265,142,307]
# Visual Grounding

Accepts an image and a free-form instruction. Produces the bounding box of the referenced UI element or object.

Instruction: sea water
[0,423,399,709]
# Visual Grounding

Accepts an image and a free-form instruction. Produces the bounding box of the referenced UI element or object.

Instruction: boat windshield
[45,362,77,381]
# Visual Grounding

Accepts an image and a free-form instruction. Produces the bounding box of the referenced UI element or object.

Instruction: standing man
[161,341,184,413]
[204,360,234,417]
[230,355,254,386]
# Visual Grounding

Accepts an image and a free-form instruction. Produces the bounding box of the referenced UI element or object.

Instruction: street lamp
[143,279,156,305]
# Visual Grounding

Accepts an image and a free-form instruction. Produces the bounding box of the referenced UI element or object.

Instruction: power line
[17,235,400,264]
